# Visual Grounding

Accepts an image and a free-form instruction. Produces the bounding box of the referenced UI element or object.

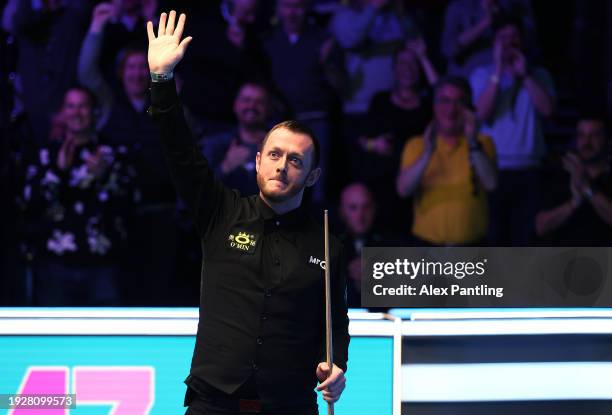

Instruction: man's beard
[579,149,605,164]
[256,172,307,203]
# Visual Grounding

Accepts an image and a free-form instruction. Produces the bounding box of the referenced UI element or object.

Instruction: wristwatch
[150,72,174,82]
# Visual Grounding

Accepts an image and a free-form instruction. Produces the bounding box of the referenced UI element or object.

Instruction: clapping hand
[221,139,252,174]
[563,152,589,196]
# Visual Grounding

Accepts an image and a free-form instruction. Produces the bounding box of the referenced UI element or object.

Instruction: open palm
[147,10,192,74]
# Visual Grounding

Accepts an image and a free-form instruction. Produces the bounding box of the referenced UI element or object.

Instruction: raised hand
[370,0,389,10]
[463,108,478,143]
[482,0,500,18]
[405,37,427,59]
[147,10,193,75]
[90,3,115,34]
[493,39,503,75]
[510,49,527,78]
[423,121,437,157]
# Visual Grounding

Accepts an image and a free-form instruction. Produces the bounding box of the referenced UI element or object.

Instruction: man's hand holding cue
[316,362,346,404]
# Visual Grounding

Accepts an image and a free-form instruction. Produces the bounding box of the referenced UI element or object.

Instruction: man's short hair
[63,85,98,109]
[577,111,608,136]
[238,81,271,96]
[260,120,320,170]
[116,46,147,77]
[433,76,473,108]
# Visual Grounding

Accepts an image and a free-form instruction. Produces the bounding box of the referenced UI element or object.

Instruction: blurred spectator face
[61,89,94,135]
[395,48,421,88]
[121,51,149,97]
[120,0,142,16]
[234,84,270,128]
[577,119,607,163]
[43,0,61,11]
[434,84,466,136]
[494,24,522,64]
[340,184,376,237]
[233,0,259,25]
[277,0,308,34]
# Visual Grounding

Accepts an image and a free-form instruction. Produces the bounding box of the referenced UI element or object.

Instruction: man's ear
[255,152,261,173]
[305,167,321,187]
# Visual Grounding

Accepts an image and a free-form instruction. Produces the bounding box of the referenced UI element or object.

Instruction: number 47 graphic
[9,366,155,414]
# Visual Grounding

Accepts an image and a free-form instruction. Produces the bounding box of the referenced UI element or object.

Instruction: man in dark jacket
[146,11,349,414]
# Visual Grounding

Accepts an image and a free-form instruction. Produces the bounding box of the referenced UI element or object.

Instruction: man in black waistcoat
[146,11,349,415]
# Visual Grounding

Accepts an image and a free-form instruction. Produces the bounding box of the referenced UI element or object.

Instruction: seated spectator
[330,0,419,121]
[263,0,344,202]
[178,0,267,135]
[18,87,138,306]
[202,82,272,197]
[338,182,399,308]
[442,0,537,78]
[3,0,93,145]
[470,15,555,245]
[397,77,497,245]
[354,41,437,229]
[536,116,612,245]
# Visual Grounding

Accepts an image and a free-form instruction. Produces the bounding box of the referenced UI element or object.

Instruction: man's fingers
[158,12,166,36]
[324,382,344,397]
[318,362,330,373]
[325,378,345,395]
[147,21,155,42]
[174,13,186,40]
[166,10,176,35]
[317,373,343,391]
[316,377,332,391]
[178,36,193,55]
[322,392,340,403]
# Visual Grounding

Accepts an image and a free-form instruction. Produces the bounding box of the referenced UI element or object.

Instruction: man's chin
[261,185,304,203]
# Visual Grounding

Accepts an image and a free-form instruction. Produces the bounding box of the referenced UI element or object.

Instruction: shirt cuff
[149,78,179,114]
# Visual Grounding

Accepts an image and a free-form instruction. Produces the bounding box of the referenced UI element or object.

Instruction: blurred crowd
[1,0,612,307]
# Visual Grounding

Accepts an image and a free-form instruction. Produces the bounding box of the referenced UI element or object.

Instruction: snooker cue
[324,210,334,415]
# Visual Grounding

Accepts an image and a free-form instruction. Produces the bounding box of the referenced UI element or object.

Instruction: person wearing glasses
[396,76,498,246]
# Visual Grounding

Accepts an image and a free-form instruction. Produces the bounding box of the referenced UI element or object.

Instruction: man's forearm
[457,16,491,52]
[471,150,497,191]
[78,32,114,120]
[396,152,430,198]
[418,55,439,86]
[476,78,499,121]
[149,79,221,236]
[535,200,576,236]
[524,75,554,117]
[589,192,612,227]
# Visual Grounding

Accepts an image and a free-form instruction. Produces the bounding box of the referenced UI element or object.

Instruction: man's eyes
[268,152,302,166]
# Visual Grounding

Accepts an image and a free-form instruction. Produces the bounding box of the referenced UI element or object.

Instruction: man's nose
[276,156,288,173]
